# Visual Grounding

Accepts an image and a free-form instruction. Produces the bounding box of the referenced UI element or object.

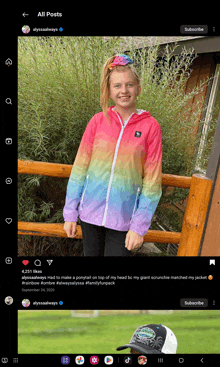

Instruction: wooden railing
[18,159,213,256]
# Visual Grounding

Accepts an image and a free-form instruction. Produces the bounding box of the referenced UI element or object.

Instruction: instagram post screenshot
[1,11,220,366]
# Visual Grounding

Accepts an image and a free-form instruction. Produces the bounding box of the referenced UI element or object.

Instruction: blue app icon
[61,356,70,365]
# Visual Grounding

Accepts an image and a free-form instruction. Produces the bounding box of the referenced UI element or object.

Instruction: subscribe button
[180,298,208,307]
[180,25,208,34]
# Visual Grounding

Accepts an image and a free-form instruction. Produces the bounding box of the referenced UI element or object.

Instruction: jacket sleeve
[129,122,162,237]
[63,115,97,222]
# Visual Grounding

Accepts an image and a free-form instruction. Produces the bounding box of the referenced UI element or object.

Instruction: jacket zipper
[102,112,134,226]
[130,187,140,223]
[79,174,89,210]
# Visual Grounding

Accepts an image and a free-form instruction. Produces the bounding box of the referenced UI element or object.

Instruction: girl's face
[109,68,141,111]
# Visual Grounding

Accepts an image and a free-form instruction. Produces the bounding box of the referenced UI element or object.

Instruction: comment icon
[34,259,41,266]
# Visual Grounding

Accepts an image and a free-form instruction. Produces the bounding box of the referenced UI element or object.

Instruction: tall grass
[18,37,214,252]
[18,36,122,226]
[124,38,214,175]
[18,36,122,164]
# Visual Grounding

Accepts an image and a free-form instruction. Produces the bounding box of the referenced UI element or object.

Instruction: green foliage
[18,36,121,164]
[18,37,214,249]
[18,36,121,225]
[125,39,212,176]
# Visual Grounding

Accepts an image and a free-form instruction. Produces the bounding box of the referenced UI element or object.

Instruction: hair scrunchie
[108,54,133,70]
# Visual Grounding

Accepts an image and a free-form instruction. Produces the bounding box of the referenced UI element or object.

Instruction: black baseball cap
[116,324,177,354]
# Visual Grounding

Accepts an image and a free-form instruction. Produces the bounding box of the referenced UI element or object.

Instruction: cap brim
[116,344,163,354]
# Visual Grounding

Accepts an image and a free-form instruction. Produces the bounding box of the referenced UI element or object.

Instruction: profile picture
[138,355,147,365]
[5,296,13,305]
[22,299,30,307]
[22,25,30,34]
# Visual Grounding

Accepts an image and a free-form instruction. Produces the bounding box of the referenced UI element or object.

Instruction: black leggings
[80,219,131,257]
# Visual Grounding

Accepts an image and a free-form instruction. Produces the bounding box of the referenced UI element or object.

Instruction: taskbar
[1,354,219,366]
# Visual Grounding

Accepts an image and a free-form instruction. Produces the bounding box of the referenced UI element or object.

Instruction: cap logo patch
[137,327,155,339]
[130,326,165,351]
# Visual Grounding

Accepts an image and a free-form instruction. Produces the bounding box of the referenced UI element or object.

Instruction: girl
[63,54,162,256]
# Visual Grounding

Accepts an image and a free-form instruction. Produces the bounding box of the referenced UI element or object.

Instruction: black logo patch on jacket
[135,131,142,138]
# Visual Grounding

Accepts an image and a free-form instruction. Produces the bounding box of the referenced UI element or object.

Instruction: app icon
[104,355,113,365]
[75,355,85,365]
[123,356,132,365]
[138,355,147,365]
[61,356,70,365]
[90,356,99,365]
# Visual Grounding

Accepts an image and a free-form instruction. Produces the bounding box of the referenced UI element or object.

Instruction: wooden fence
[18,159,213,256]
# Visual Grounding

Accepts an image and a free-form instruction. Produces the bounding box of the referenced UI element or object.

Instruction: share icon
[47,260,53,265]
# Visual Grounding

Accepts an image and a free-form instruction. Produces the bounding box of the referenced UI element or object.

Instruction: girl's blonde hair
[100,55,140,121]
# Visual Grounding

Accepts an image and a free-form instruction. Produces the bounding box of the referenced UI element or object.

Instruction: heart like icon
[5,218,12,224]
[22,260,29,266]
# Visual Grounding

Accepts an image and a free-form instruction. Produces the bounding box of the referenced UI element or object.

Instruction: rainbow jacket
[63,106,162,236]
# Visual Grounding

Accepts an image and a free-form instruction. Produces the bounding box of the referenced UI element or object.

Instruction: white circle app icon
[104,356,113,365]
[75,355,85,365]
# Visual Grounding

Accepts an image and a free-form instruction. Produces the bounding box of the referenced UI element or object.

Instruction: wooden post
[200,110,220,255]
[177,174,213,256]
[200,162,220,256]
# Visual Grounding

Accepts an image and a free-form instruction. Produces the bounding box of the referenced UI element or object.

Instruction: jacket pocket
[130,187,141,223]
[79,174,89,211]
